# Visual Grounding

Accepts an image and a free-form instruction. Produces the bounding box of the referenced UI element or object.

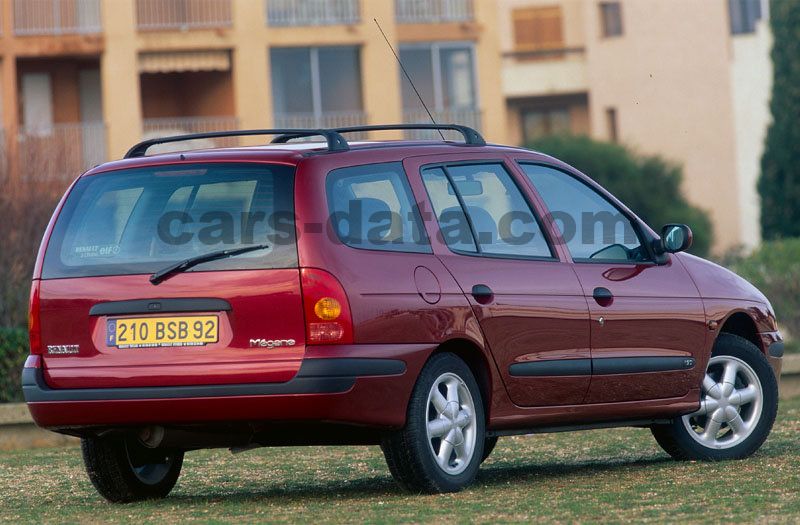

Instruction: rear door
[406,154,591,407]
[38,162,307,389]
[518,162,707,404]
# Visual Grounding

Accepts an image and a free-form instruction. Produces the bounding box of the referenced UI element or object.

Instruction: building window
[399,43,479,129]
[512,6,564,53]
[729,0,762,35]
[606,107,618,142]
[599,2,623,38]
[270,46,365,128]
[521,108,570,143]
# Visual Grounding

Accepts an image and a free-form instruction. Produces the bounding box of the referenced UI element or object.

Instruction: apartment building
[0,0,772,252]
[0,0,505,176]
[499,0,772,251]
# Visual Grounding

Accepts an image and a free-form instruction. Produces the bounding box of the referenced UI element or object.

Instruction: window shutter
[512,6,564,52]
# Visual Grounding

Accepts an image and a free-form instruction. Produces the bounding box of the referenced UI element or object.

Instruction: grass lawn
[1,397,799,524]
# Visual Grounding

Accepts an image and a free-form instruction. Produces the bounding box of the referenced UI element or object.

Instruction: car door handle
[471,284,494,304]
[593,287,614,306]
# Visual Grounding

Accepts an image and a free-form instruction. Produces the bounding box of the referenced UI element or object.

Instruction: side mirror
[658,224,692,254]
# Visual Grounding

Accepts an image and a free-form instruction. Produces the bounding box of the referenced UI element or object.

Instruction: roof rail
[273,124,486,147]
[124,128,350,158]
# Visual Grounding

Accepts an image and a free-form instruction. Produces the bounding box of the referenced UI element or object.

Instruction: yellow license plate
[106,316,218,348]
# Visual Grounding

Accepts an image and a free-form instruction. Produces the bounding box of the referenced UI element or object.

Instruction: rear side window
[422,163,553,259]
[42,163,297,279]
[326,162,430,253]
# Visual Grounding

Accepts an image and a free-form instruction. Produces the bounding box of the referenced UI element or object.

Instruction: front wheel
[651,333,778,461]
[381,353,485,493]
[81,434,184,503]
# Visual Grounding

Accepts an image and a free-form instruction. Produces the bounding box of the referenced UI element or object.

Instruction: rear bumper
[23,344,434,430]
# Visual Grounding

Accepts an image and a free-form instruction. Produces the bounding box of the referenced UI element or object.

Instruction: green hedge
[726,238,800,341]
[528,135,714,256]
[0,327,28,403]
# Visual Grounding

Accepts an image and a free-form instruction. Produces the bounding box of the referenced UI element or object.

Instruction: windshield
[42,163,297,279]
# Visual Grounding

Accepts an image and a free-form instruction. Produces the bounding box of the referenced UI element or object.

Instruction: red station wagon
[23,125,783,500]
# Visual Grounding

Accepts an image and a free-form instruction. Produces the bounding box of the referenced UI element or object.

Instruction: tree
[528,135,713,256]
[758,0,800,240]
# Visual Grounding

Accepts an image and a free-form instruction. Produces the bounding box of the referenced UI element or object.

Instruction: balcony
[273,111,368,139]
[17,123,106,180]
[142,117,240,152]
[402,108,481,139]
[267,0,359,27]
[136,0,232,31]
[395,0,473,24]
[13,0,102,36]
[502,47,588,99]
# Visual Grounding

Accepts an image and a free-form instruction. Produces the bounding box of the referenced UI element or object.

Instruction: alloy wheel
[425,372,478,475]
[682,355,763,449]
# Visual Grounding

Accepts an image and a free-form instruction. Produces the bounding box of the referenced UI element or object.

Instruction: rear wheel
[651,334,778,461]
[382,353,485,493]
[482,436,499,463]
[81,434,183,503]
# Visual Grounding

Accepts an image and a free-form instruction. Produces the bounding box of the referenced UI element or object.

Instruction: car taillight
[300,268,353,345]
[28,280,42,355]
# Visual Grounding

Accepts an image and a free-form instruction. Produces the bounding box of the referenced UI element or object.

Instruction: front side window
[422,163,553,258]
[327,162,430,253]
[520,163,649,263]
[43,163,297,279]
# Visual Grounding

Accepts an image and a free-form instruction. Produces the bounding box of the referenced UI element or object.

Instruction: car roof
[83,140,549,177]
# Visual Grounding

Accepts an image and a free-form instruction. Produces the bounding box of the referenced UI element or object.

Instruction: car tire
[81,434,184,503]
[381,352,485,493]
[481,436,499,463]
[651,333,778,461]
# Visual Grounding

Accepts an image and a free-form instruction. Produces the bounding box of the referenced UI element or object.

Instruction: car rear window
[42,163,297,279]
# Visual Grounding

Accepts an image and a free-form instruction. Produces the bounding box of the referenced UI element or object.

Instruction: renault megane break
[23,125,782,501]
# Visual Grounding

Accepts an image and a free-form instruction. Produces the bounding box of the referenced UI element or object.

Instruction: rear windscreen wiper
[150,244,269,285]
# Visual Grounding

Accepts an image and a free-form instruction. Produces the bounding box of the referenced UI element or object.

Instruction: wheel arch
[718,311,762,353]
[431,338,496,423]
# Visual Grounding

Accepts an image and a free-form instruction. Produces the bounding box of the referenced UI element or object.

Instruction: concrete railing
[13,0,102,36]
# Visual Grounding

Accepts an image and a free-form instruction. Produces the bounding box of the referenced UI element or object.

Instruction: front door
[518,162,707,404]
[406,155,592,407]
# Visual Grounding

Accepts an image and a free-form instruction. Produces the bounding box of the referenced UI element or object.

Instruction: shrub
[528,135,714,257]
[0,173,67,328]
[726,238,800,340]
[0,327,29,403]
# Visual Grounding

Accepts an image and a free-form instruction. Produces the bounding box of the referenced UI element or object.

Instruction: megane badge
[249,339,295,349]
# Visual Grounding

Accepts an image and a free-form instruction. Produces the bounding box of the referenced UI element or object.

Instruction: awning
[138,50,231,74]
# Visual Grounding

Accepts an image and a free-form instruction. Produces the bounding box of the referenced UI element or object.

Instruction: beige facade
[0,0,771,252]
[499,0,772,252]
[0,0,505,167]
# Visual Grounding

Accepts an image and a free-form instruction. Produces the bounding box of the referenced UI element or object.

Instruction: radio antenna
[374,18,445,140]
